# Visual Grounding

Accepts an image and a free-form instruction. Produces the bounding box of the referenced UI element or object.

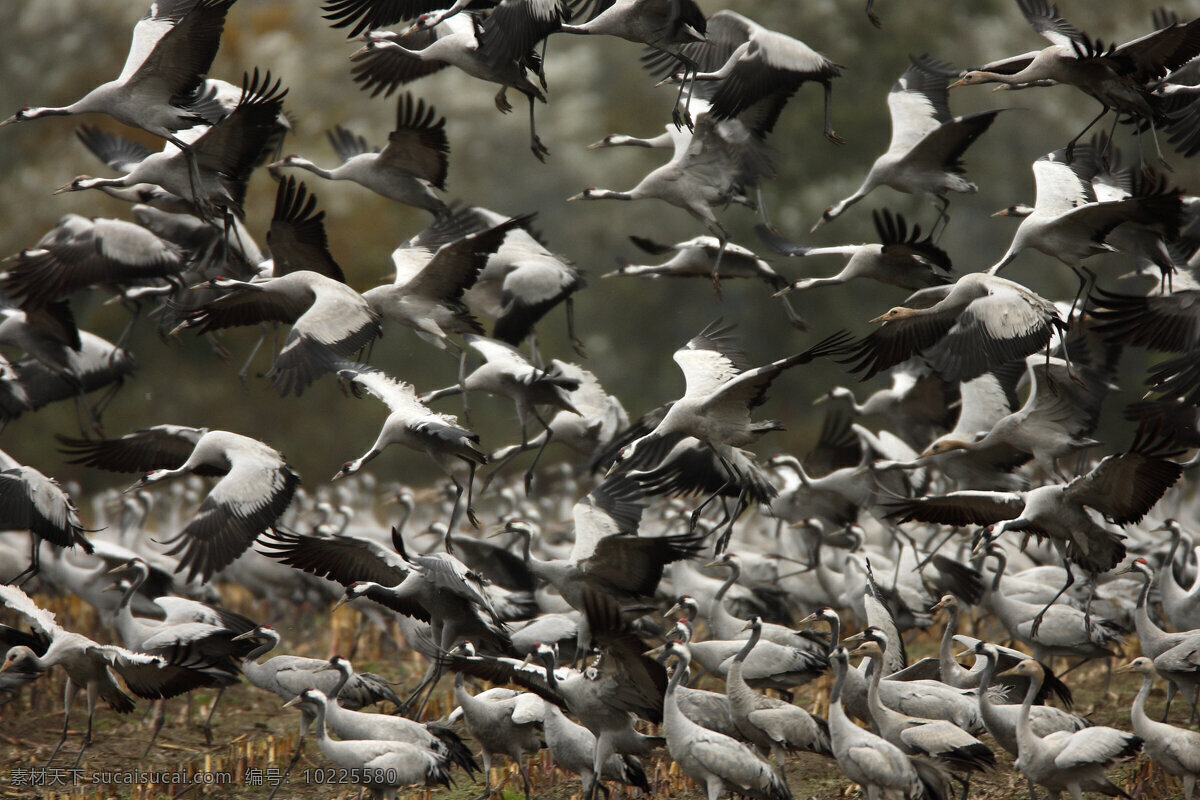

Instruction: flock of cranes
[2,0,1200,799]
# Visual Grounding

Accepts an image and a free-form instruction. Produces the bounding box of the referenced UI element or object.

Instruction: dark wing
[56,425,211,474]
[581,530,706,598]
[640,8,750,83]
[323,0,446,36]
[874,209,953,273]
[0,467,90,551]
[1062,423,1183,525]
[267,178,346,282]
[161,463,300,582]
[446,535,536,592]
[326,125,379,163]
[257,528,410,587]
[128,0,235,100]
[75,125,153,172]
[1016,0,1088,49]
[803,395,862,478]
[887,490,1028,527]
[351,29,453,98]
[478,0,565,70]
[583,588,667,724]
[191,70,289,210]
[1090,287,1200,353]
[379,93,450,189]
[403,216,529,301]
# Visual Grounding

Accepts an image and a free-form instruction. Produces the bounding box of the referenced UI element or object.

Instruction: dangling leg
[708,221,730,297]
[464,459,479,528]
[822,80,844,145]
[1030,566,1076,639]
[778,293,810,330]
[528,95,549,162]
[1064,104,1109,162]
[47,678,77,767]
[7,534,41,586]
[446,475,466,534]
[566,296,585,357]
[523,410,555,494]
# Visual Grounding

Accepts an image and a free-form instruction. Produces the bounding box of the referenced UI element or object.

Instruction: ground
[0,587,1189,800]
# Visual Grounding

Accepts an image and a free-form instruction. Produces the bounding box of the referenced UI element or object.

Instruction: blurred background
[0,0,1195,502]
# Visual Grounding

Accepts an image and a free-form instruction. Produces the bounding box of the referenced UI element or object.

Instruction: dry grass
[0,586,1191,800]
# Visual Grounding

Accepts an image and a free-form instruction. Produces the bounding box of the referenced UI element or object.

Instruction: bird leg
[267,713,310,800]
[522,410,555,494]
[778,293,810,330]
[6,534,41,586]
[200,687,225,745]
[566,296,586,356]
[398,662,440,717]
[143,698,166,758]
[446,474,469,533]
[1163,681,1177,722]
[821,81,844,145]
[72,683,97,769]
[237,327,270,385]
[464,460,480,528]
[1064,103,1109,162]
[519,757,533,800]
[471,749,493,800]
[588,732,616,800]
[708,223,730,297]
[1029,566,1075,639]
[932,196,951,242]
[528,94,549,162]
[46,678,77,767]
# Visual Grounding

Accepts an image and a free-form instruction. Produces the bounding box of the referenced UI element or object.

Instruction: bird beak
[741,620,754,632]
[266,159,286,169]
[0,659,10,673]
[868,313,889,324]
[566,192,584,202]
[122,476,148,494]
[664,603,682,620]
[991,208,1011,218]
[586,139,607,150]
[52,181,75,195]
[796,612,818,626]
[520,652,534,667]
[231,630,257,642]
[106,563,130,575]
[702,559,723,569]
[332,596,349,612]
[948,78,966,89]
[848,643,871,657]
[809,218,826,234]
[1114,662,1135,674]
[331,468,348,482]
[841,631,865,644]
[772,284,796,298]
[282,696,301,709]
[0,116,16,128]
[644,644,665,658]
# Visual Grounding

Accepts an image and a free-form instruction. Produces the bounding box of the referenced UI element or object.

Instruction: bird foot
[201,722,213,746]
[867,11,882,27]
[467,506,480,529]
[710,271,723,299]
[824,130,846,145]
[571,337,587,358]
[494,90,513,114]
[531,136,549,162]
[523,470,535,495]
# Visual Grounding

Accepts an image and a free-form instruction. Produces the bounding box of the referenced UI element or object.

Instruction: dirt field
[0,587,1187,800]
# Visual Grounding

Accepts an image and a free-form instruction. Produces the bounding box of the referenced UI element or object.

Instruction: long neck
[1130,673,1153,733]
[1014,668,1043,754]
[245,632,280,664]
[938,606,963,682]
[330,667,351,700]
[863,654,896,730]
[295,161,337,180]
[714,564,738,603]
[1133,571,1165,642]
[824,615,841,655]
[310,701,329,743]
[734,622,760,664]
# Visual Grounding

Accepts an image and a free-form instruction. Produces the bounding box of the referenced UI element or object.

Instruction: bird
[283,688,453,800]
[986,145,1182,311]
[0,584,175,769]
[949,0,1200,160]
[449,654,544,800]
[764,209,954,294]
[606,320,852,548]
[724,617,832,765]
[1,0,236,166]
[557,0,706,58]
[333,362,487,532]
[1,213,188,310]
[838,271,1065,383]
[0,447,91,585]
[269,93,449,214]
[233,625,402,797]
[63,426,300,582]
[172,269,382,397]
[655,639,793,800]
[542,698,652,797]
[348,0,565,161]
[1120,657,1200,800]
[811,55,1003,234]
[1000,659,1142,800]
[54,69,289,221]
[826,645,952,800]
[890,425,1183,636]
[421,334,581,492]
[362,213,525,352]
[647,10,843,144]
[1120,558,1200,721]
